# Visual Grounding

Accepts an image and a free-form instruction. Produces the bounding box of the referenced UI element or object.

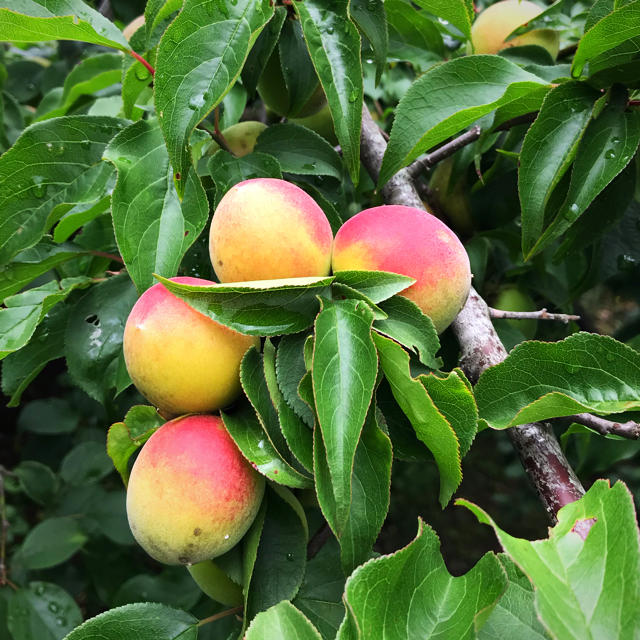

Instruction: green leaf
[104,119,209,293]
[222,398,313,489]
[294,0,363,184]
[0,277,91,359]
[331,270,415,304]
[107,405,163,486]
[312,299,378,534]
[62,603,197,640]
[379,56,548,185]
[17,397,78,434]
[572,0,640,77]
[460,479,640,640]
[0,115,125,266]
[60,441,113,486]
[8,581,82,640]
[349,0,387,84]
[245,488,308,621]
[113,567,202,609]
[530,86,640,255]
[13,461,58,505]
[475,332,640,429]
[65,275,138,404]
[520,82,601,259]
[144,0,183,46]
[53,195,112,243]
[154,0,274,196]
[35,53,123,121]
[412,0,474,40]
[246,601,322,640]
[373,296,442,370]
[477,555,550,640]
[337,519,507,640]
[373,332,461,507]
[19,517,88,570]
[0,0,130,51]
[156,274,333,336]
[254,123,342,179]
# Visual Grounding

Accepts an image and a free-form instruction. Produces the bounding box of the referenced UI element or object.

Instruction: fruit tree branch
[489,307,581,324]
[565,413,640,440]
[359,104,585,522]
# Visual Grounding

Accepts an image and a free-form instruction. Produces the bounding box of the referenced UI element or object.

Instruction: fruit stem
[188,559,243,607]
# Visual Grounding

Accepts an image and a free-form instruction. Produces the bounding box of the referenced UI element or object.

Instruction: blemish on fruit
[193,527,202,536]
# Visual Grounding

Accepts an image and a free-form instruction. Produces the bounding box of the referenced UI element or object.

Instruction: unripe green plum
[291,103,338,145]
[126,414,265,565]
[221,121,267,157]
[494,285,537,338]
[332,205,472,333]
[123,277,258,417]
[209,178,334,282]
[470,0,560,59]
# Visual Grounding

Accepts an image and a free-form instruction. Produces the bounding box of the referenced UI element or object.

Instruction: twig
[360,104,586,523]
[565,413,640,440]
[0,466,16,589]
[87,250,125,265]
[307,522,331,560]
[128,51,156,77]
[197,605,243,627]
[407,126,482,179]
[213,107,233,153]
[489,307,580,324]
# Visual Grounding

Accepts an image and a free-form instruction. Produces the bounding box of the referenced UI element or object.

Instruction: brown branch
[360,104,585,523]
[197,605,243,627]
[87,250,125,265]
[0,467,15,588]
[307,521,331,560]
[213,107,233,154]
[566,413,640,440]
[493,111,538,132]
[489,307,580,324]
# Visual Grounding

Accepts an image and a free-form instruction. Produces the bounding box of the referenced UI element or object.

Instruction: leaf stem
[87,250,125,264]
[197,606,243,627]
[128,50,156,76]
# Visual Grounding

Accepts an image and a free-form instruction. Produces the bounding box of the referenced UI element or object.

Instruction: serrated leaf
[373,295,441,369]
[144,0,183,47]
[8,581,82,640]
[460,479,640,640]
[13,461,58,505]
[246,601,322,640]
[294,0,363,184]
[156,274,333,336]
[0,115,125,266]
[53,195,112,243]
[312,299,378,534]
[154,0,274,197]
[104,119,208,293]
[519,82,601,259]
[412,0,474,40]
[475,332,640,429]
[222,398,312,489]
[379,56,548,185]
[254,123,342,179]
[337,519,507,640]
[0,0,130,51]
[19,517,88,570]
[349,0,387,84]
[572,0,640,77]
[60,441,113,486]
[373,332,461,507]
[331,270,415,304]
[62,603,198,640]
[530,86,640,255]
[65,275,137,405]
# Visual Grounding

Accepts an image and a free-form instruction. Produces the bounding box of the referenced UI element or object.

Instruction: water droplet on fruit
[224,534,230,540]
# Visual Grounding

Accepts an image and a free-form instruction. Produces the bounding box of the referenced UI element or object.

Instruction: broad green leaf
[412,0,474,40]
[337,519,507,640]
[478,555,551,640]
[460,479,640,640]
[349,0,387,84]
[263,339,314,473]
[373,296,442,370]
[331,270,415,304]
[53,195,112,243]
[0,277,90,359]
[222,398,313,489]
[373,333,461,507]
[113,568,202,609]
[0,0,130,51]
[17,397,78,434]
[520,83,601,259]
[8,581,82,640]
[107,405,163,485]
[379,56,548,185]
[104,119,209,293]
[475,332,640,429]
[19,517,88,570]
[247,601,322,640]
[0,116,125,266]
[156,274,333,336]
[154,0,274,197]
[35,53,123,121]
[254,123,342,179]
[491,84,550,130]
[13,461,58,505]
[2,304,70,407]
[531,86,640,255]
[62,603,198,640]
[294,0,363,184]
[312,299,378,534]
[246,487,308,620]
[144,0,183,46]
[65,275,137,405]
[572,0,640,77]
[60,441,113,486]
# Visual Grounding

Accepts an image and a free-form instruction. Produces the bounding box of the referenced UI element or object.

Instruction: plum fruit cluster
[123,177,471,567]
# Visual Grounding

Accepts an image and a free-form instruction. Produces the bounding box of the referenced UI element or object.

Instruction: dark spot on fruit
[193,527,202,536]
[217,260,223,266]
[178,555,189,564]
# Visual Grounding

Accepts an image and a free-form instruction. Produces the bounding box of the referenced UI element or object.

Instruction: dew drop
[56,617,66,626]
[611,136,621,144]
[569,203,580,216]
[604,149,616,159]
[46,142,54,152]
[48,602,59,613]
[617,254,638,271]
[188,94,206,111]
[35,585,45,596]
[605,352,615,363]
[286,553,294,561]
[326,26,335,35]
